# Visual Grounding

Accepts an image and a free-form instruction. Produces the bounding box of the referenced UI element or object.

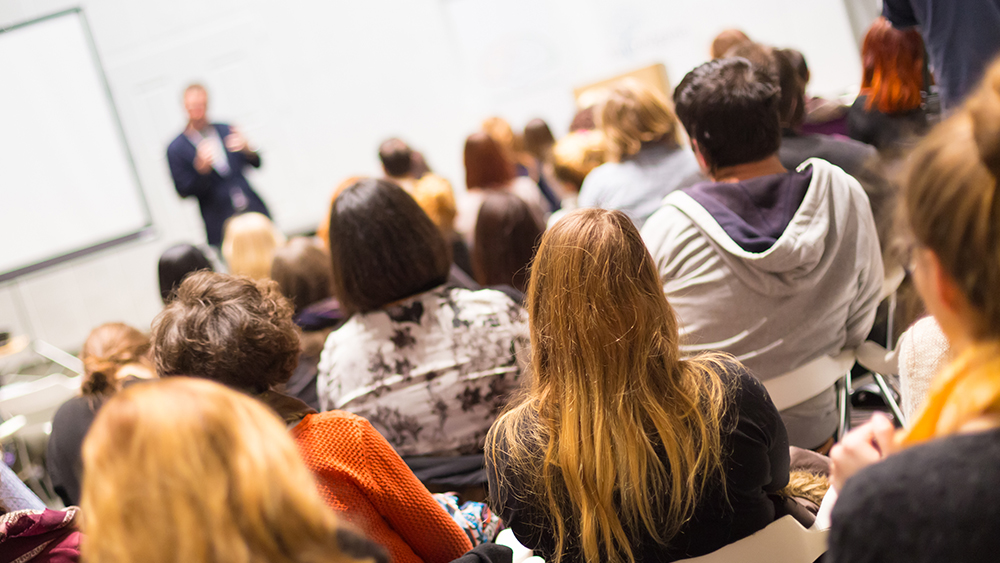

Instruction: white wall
[0,0,867,353]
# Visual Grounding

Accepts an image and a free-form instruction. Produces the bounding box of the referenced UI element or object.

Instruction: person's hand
[225,126,249,153]
[194,141,214,174]
[829,413,897,492]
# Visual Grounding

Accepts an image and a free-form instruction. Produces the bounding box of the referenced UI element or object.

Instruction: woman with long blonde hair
[80,377,385,563]
[828,58,1000,563]
[486,209,791,563]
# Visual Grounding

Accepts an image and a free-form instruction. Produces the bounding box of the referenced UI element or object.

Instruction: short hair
[552,131,609,192]
[464,132,516,189]
[861,16,925,114]
[271,237,334,314]
[328,179,451,314]
[598,79,681,160]
[674,57,782,170]
[222,212,285,281]
[158,243,213,304]
[81,378,359,563]
[378,138,414,178]
[711,29,752,59]
[183,83,207,98]
[151,271,300,394]
[472,191,544,294]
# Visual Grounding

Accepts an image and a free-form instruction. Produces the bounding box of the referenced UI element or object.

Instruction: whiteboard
[0,9,150,282]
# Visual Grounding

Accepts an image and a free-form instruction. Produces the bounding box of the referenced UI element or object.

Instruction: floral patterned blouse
[317,285,529,456]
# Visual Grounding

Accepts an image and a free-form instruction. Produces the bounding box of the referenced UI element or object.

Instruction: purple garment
[0,508,81,563]
[682,167,813,253]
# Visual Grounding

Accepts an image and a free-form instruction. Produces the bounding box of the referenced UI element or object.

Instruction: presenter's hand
[194,141,214,174]
[225,127,251,154]
[829,413,897,492]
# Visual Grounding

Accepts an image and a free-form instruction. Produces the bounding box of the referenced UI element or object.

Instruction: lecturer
[167,84,270,247]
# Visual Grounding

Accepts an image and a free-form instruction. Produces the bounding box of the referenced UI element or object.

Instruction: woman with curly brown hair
[46,322,155,506]
[151,271,473,563]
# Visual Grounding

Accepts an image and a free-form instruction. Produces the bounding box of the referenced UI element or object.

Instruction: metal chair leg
[872,372,906,426]
[837,373,852,441]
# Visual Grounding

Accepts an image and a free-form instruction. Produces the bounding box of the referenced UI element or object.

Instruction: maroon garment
[0,508,81,563]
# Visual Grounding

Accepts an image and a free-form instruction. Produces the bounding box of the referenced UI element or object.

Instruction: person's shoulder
[294,410,369,439]
[167,132,192,153]
[445,287,526,323]
[52,395,97,424]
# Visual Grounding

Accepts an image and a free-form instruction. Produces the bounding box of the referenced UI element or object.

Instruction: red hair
[860,17,925,114]
[464,132,515,189]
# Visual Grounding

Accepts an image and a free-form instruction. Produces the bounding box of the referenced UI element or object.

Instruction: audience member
[578,80,703,229]
[317,175,364,249]
[487,209,791,562]
[548,130,609,228]
[523,118,565,204]
[828,57,1000,563]
[318,179,528,458]
[222,211,285,280]
[166,83,270,247]
[456,132,547,243]
[642,57,883,450]
[271,237,344,411]
[472,191,544,296]
[151,271,474,563]
[883,0,1000,110]
[848,17,929,153]
[710,28,752,59]
[568,105,597,132]
[482,117,561,211]
[157,243,214,304]
[46,323,155,507]
[80,378,387,563]
[1,461,80,563]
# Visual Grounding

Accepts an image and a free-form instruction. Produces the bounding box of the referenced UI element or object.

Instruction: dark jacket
[166,123,270,246]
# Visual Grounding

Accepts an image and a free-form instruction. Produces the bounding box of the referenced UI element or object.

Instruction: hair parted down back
[81,378,368,563]
[487,209,730,563]
[902,57,1000,339]
[151,271,300,394]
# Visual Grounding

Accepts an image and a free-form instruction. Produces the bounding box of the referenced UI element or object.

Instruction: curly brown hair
[151,271,300,394]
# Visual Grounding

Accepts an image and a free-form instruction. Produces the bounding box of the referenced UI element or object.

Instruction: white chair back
[0,372,81,440]
[676,515,828,563]
[763,351,856,411]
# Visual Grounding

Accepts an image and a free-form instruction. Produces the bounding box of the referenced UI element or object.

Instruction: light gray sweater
[642,159,883,447]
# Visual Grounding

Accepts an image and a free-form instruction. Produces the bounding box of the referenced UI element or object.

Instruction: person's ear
[691,139,712,176]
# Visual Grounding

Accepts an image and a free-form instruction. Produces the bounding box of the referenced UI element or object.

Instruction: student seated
[487,209,791,563]
[157,242,214,304]
[472,191,545,297]
[79,378,387,563]
[46,323,155,507]
[827,58,1000,563]
[222,211,285,280]
[317,179,529,458]
[578,79,704,229]
[151,271,473,563]
[641,57,883,450]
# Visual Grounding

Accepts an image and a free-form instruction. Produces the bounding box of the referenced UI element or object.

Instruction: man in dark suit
[166,84,270,246]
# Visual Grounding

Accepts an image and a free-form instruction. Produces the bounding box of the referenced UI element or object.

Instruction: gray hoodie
[642,158,883,447]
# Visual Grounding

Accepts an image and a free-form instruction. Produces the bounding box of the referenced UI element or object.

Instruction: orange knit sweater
[292,411,472,563]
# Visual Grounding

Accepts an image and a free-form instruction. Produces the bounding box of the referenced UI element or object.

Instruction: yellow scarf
[900,342,1000,446]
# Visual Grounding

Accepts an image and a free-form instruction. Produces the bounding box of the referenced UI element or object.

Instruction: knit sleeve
[357,417,473,562]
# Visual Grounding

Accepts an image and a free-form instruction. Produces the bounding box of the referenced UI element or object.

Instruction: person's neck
[186,119,209,133]
[711,155,787,183]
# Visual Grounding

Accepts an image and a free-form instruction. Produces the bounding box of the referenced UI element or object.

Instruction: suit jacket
[167,123,270,246]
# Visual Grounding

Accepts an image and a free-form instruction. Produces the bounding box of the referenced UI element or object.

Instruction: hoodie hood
[665,159,866,296]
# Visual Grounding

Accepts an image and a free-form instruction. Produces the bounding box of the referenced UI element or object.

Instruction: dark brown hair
[271,237,334,314]
[711,28,751,59]
[81,323,151,399]
[523,119,556,159]
[472,192,544,294]
[328,179,451,314]
[151,271,300,393]
[378,138,414,178]
[464,132,516,189]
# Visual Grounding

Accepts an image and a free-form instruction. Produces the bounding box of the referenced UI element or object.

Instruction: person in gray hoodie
[642,57,883,450]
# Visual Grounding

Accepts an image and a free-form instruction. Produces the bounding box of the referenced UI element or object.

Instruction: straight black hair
[328,179,451,314]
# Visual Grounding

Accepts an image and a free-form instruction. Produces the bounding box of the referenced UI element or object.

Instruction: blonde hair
[487,209,728,563]
[410,174,458,235]
[222,212,285,280]
[551,131,609,192]
[80,323,152,400]
[597,80,681,160]
[899,58,1000,446]
[80,378,365,563]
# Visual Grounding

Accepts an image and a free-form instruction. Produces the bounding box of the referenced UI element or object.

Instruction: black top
[46,395,104,506]
[487,363,790,562]
[828,427,1000,563]
[847,95,928,153]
